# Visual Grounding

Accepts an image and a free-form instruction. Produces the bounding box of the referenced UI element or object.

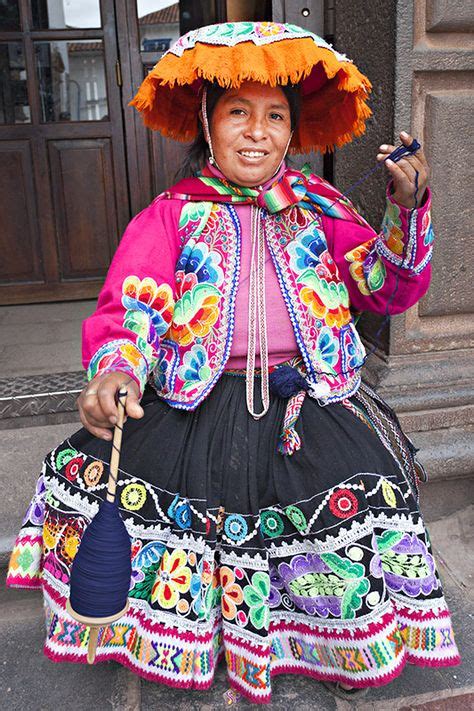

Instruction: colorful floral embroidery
[260,510,285,538]
[278,552,369,619]
[175,501,192,529]
[64,456,84,482]
[176,344,211,392]
[167,21,338,59]
[382,478,397,507]
[381,200,405,254]
[287,223,326,271]
[83,461,104,488]
[220,566,244,621]
[87,339,149,392]
[345,238,387,294]
[297,252,351,329]
[177,242,224,286]
[243,572,270,630]
[342,324,365,371]
[377,532,439,597]
[170,274,222,346]
[329,488,359,519]
[151,549,192,609]
[22,475,46,526]
[122,276,174,346]
[55,447,79,470]
[285,505,307,532]
[121,483,147,511]
[314,326,339,374]
[9,444,459,705]
[178,201,213,243]
[254,21,286,37]
[421,210,434,246]
[224,514,248,542]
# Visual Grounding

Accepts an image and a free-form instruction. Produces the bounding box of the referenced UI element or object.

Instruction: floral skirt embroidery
[7,372,460,704]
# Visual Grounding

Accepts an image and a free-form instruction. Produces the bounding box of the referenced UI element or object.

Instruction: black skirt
[7,370,460,704]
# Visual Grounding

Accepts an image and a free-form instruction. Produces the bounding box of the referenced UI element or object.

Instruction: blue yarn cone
[69,500,132,618]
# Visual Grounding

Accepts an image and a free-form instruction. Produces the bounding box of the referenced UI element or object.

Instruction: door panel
[48,138,118,279]
[0,140,42,283]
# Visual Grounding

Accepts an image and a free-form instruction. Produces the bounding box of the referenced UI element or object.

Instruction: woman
[7,22,459,704]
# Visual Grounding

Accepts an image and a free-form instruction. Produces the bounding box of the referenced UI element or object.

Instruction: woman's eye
[230,108,246,116]
[270,113,284,121]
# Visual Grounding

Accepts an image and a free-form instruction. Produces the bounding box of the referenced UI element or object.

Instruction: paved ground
[1,483,472,711]
[0,301,95,377]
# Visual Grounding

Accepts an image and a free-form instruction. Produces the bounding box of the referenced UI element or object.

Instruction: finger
[81,408,114,429]
[377,143,395,161]
[124,387,144,420]
[392,157,418,182]
[79,409,112,441]
[80,391,110,424]
[399,131,428,169]
[97,380,119,424]
[385,158,413,188]
[399,130,414,146]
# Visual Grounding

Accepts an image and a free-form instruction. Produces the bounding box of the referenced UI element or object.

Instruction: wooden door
[0,0,129,304]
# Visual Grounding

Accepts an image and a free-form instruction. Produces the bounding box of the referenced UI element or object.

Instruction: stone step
[0,420,80,566]
[0,371,85,428]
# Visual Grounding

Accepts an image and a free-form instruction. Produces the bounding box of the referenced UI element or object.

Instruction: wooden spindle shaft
[87,626,100,664]
[106,388,127,503]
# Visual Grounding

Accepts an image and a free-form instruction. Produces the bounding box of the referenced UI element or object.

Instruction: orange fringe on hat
[129,38,372,154]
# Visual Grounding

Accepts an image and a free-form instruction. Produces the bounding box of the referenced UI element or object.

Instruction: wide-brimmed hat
[130,21,372,154]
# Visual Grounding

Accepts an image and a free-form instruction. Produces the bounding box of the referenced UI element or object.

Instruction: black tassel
[269,365,309,398]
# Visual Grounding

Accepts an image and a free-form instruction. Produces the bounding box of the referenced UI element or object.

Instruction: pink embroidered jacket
[82,181,433,408]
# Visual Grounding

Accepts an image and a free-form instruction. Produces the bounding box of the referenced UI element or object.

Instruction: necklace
[246,206,270,419]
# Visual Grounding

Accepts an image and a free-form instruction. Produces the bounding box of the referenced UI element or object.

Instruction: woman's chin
[228,164,279,187]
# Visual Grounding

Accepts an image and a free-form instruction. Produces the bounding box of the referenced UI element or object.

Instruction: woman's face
[208,82,292,187]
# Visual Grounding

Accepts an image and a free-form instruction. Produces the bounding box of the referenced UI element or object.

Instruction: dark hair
[176,81,301,180]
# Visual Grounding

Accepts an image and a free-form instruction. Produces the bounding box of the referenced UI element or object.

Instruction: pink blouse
[204,163,300,369]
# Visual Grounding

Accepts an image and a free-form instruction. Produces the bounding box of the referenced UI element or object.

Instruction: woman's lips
[237,150,269,163]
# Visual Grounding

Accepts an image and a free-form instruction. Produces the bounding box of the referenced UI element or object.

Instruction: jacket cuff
[86,339,149,396]
[375,184,433,272]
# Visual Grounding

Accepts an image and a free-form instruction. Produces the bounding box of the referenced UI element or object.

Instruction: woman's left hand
[377,131,430,209]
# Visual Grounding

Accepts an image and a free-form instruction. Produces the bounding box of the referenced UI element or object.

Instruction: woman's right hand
[77,371,144,440]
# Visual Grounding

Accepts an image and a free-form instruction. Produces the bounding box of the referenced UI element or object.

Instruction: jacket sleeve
[82,197,181,395]
[323,182,434,315]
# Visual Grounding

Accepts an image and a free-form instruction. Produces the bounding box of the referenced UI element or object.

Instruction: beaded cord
[245,206,270,418]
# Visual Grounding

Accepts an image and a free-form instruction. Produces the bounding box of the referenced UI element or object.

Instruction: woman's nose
[244,116,267,141]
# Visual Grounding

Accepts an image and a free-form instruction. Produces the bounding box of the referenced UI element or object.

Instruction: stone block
[0,421,79,559]
[426,1,474,33]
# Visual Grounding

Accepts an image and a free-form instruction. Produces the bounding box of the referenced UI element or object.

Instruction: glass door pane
[35,40,108,122]
[136,1,180,53]
[0,1,20,31]
[0,43,30,124]
[31,0,102,29]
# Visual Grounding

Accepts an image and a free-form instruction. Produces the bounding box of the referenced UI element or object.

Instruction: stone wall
[334,0,474,480]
